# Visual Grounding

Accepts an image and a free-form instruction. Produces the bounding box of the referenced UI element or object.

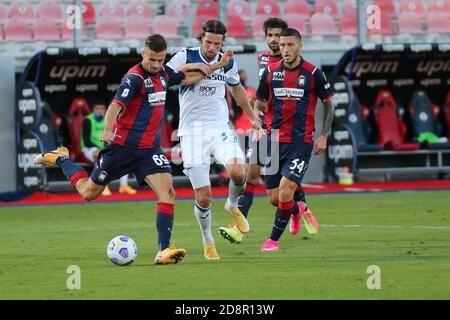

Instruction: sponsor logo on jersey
[148,91,166,103]
[199,86,217,96]
[206,74,228,82]
[272,71,284,81]
[274,88,304,99]
[144,79,153,88]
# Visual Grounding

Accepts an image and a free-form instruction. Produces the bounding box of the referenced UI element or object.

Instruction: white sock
[119,175,128,186]
[194,202,214,245]
[227,179,245,211]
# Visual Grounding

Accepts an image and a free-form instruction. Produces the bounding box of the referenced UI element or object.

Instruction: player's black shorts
[264,141,313,190]
[91,142,172,187]
[243,133,270,167]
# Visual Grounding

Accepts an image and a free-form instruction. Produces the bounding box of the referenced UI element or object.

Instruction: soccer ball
[107,235,138,266]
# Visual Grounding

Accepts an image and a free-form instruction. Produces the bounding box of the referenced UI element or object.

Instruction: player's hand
[313,134,328,155]
[251,118,264,142]
[192,63,210,75]
[100,130,115,143]
[219,49,233,67]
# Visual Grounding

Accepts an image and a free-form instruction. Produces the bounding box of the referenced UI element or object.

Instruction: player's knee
[278,187,294,202]
[83,192,98,202]
[196,196,211,208]
[230,168,245,184]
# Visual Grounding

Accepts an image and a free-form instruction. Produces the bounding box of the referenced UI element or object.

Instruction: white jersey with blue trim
[166,47,240,136]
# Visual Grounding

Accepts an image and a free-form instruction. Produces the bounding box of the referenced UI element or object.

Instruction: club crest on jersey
[144,79,153,88]
[298,75,306,87]
[160,76,166,88]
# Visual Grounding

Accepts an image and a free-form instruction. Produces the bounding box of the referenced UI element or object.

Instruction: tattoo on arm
[321,97,335,137]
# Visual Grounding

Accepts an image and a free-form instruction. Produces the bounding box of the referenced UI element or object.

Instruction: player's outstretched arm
[99,102,122,143]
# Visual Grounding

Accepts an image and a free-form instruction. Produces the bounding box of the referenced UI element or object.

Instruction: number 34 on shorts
[288,158,308,177]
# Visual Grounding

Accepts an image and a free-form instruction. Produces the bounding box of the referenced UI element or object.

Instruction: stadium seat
[426,11,450,33]
[192,14,215,36]
[347,98,381,152]
[340,13,357,35]
[81,1,96,25]
[372,0,397,17]
[399,0,426,15]
[33,19,61,41]
[99,0,126,21]
[315,0,338,16]
[398,11,424,34]
[67,98,91,161]
[152,15,179,39]
[127,0,152,19]
[367,13,395,35]
[310,13,339,35]
[4,19,32,42]
[285,0,311,17]
[37,0,63,22]
[251,15,268,38]
[255,0,281,17]
[429,0,450,13]
[124,17,151,39]
[227,15,249,38]
[95,19,123,40]
[167,0,190,19]
[196,0,218,18]
[283,13,308,34]
[343,0,357,16]
[0,4,7,24]
[227,0,252,22]
[373,90,418,151]
[61,22,88,41]
[408,90,450,149]
[9,0,35,22]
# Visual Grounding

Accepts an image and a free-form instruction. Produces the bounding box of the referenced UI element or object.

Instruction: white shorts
[81,147,100,163]
[180,127,245,188]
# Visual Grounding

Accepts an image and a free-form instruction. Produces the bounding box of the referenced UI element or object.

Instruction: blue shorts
[91,143,172,187]
[264,142,313,190]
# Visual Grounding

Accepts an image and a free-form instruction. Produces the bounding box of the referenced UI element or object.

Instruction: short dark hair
[145,34,167,52]
[196,19,227,41]
[263,17,288,36]
[280,27,302,42]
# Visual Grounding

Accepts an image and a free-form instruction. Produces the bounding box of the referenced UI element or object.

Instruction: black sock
[294,185,306,203]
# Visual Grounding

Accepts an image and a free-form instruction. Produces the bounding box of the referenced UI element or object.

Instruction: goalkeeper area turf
[0,191,449,300]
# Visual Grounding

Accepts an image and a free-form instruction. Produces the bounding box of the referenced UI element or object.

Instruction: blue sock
[238,183,256,218]
[156,203,174,252]
[56,157,87,186]
[270,200,294,241]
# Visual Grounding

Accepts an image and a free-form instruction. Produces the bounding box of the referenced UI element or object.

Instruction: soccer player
[255,28,335,252]
[80,102,137,196]
[166,20,262,260]
[220,18,319,245]
[33,34,229,265]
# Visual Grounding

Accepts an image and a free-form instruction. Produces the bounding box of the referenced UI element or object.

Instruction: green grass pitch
[1,191,449,299]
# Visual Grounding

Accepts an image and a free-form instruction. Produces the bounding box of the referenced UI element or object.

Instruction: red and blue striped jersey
[112,63,184,148]
[257,50,282,80]
[256,57,334,143]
